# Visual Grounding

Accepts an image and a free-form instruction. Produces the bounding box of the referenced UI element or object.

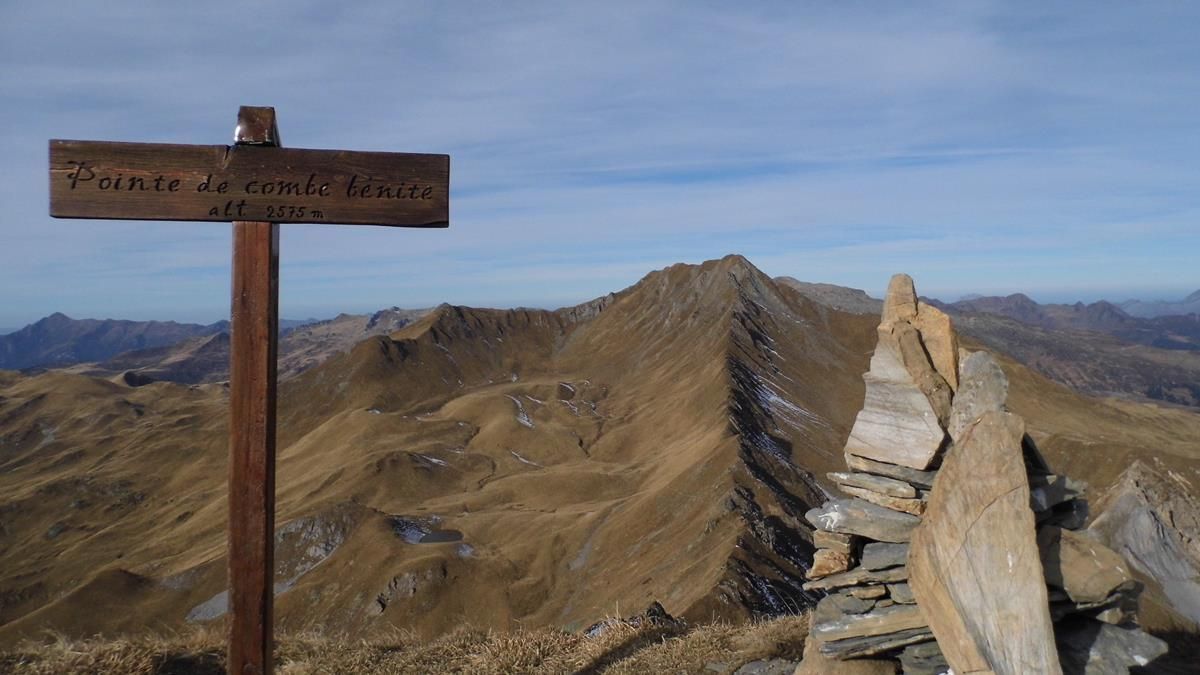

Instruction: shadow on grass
[152,649,224,675]
[574,625,689,675]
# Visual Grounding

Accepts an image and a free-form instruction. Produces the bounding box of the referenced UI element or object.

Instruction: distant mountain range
[5,284,1199,406]
[928,293,1200,351]
[1120,289,1200,318]
[0,313,229,371]
[777,282,1200,408]
[0,314,326,373]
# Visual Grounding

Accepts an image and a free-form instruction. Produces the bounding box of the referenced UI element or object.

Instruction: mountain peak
[40,312,74,325]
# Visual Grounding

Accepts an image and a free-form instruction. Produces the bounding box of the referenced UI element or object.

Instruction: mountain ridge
[0,256,1197,652]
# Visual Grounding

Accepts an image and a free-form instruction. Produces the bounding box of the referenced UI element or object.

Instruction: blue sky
[2,2,1198,332]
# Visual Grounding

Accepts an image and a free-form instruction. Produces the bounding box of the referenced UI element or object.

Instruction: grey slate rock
[947,350,1009,441]
[815,591,877,624]
[819,626,934,659]
[828,471,918,498]
[888,582,916,604]
[805,498,921,543]
[844,452,938,489]
[803,564,908,592]
[899,640,950,675]
[860,542,909,571]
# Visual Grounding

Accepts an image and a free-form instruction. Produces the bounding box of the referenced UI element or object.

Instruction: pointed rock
[909,411,1062,675]
[806,498,921,543]
[914,301,959,391]
[889,321,953,425]
[947,351,1008,442]
[882,273,918,324]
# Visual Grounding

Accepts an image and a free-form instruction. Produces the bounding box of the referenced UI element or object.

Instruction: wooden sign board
[46,106,450,675]
[49,140,449,227]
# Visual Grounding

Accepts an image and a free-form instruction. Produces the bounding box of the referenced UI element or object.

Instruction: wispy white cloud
[0,1,1197,330]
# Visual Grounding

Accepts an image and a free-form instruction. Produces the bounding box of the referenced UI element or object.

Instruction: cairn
[802,274,1167,674]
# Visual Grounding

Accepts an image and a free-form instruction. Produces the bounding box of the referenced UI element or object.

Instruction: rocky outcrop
[803,273,1167,674]
[1088,460,1200,630]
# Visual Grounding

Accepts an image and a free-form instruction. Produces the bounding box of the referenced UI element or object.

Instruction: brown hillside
[0,256,1197,650]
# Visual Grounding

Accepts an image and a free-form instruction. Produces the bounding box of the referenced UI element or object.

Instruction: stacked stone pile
[801,274,1167,674]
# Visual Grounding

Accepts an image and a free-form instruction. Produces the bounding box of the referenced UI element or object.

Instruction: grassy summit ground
[2,616,810,674]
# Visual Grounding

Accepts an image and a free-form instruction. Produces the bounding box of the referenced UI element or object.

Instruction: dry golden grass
[0,615,809,674]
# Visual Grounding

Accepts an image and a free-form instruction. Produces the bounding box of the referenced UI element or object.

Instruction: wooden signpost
[49,107,449,675]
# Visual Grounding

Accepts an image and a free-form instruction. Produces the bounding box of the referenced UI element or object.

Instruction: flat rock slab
[815,591,877,623]
[899,640,951,675]
[795,635,897,674]
[861,542,909,571]
[811,602,928,642]
[888,582,916,604]
[909,410,1062,675]
[805,498,921,543]
[813,530,857,555]
[828,471,917,498]
[845,453,937,489]
[849,585,888,599]
[1038,526,1133,604]
[839,484,925,516]
[819,626,934,660]
[803,564,908,591]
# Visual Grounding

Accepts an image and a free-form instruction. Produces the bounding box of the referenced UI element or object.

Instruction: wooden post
[227,106,281,675]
